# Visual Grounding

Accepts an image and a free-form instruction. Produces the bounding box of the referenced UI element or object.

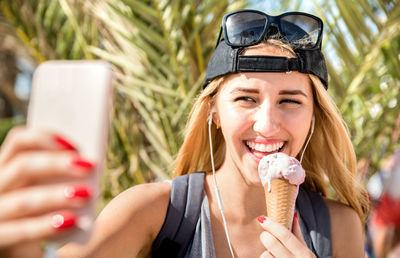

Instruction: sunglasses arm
[215,27,223,49]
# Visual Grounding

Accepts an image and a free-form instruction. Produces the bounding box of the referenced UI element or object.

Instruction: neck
[205,162,267,223]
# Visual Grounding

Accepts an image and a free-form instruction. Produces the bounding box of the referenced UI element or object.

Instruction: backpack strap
[152,172,205,258]
[296,186,332,258]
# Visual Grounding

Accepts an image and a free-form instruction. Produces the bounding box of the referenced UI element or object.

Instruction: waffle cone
[264,178,298,229]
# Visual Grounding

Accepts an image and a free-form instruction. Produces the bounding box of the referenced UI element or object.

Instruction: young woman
[0,10,368,258]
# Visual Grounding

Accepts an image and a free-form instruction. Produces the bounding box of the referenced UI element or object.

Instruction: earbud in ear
[210,106,216,114]
[208,106,216,125]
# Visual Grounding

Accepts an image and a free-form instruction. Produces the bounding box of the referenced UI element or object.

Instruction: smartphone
[27,60,113,243]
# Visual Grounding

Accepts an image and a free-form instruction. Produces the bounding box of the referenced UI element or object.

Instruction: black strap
[151,173,331,257]
[152,172,205,258]
[296,187,332,258]
[237,55,300,72]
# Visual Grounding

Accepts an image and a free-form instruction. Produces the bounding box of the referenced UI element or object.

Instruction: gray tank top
[185,187,332,258]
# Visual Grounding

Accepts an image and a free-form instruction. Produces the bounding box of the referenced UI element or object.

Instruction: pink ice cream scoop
[258,152,305,191]
[258,152,305,229]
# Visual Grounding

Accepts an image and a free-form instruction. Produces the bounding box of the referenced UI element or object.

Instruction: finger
[258,216,307,254]
[260,250,275,258]
[0,127,78,166]
[0,184,92,221]
[260,231,293,257]
[291,212,307,245]
[0,211,76,248]
[1,240,43,258]
[0,152,94,193]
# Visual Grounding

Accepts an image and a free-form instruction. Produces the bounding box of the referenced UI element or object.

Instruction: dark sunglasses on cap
[217,10,323,49]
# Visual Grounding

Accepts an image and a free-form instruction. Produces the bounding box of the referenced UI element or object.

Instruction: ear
[208,101,220,128]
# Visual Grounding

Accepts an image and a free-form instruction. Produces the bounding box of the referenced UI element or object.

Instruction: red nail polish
[71,157,95,171]
[51,212,76,230]
[257,216,266,223]
[64,185,92,199]
[294,212,299,219]
[54,135,76,150]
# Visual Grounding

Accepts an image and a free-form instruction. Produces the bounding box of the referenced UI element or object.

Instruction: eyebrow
[279,90,308,97]
[230,88,259,94]
[230,88,308,97]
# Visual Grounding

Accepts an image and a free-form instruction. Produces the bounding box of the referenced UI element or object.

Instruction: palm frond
[313,0,400,175]
[87,0,247,190]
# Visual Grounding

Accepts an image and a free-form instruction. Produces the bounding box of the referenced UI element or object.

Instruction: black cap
[202,40,328,89]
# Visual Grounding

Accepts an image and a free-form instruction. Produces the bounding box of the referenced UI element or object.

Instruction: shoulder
[325,199,364,258]
[59,181,171,258]
[100,181,171,239]
[111,181,171,214]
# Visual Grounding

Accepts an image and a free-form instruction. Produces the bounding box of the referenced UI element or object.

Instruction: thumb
[292,212,307,245]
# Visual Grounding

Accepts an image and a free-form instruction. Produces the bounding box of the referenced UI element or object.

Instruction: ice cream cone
[264,178,297,230]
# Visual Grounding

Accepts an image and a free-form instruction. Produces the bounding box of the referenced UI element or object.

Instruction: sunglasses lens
[280,14,321,48]
[226,12,267,46]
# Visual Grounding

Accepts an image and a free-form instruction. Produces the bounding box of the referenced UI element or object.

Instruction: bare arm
[58,181,171,258]
[326,199,365,258]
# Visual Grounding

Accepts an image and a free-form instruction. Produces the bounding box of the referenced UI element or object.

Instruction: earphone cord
[300,117,315,164]
[208,117,235,258]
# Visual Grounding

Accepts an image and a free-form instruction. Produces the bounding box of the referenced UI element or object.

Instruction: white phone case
[27,60,113,243]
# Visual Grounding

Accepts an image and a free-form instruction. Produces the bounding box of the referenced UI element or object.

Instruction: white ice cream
[258,153,305,192]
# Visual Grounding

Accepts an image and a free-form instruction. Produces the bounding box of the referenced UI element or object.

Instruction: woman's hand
[0,127,94,254]
[258,213,315,258]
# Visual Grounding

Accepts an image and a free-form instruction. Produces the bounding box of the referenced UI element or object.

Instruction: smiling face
[213,44,314,185]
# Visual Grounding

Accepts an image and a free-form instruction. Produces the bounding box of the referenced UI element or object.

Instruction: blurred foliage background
[0,0,399,202]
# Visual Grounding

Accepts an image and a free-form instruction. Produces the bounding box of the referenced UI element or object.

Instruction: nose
[253,104,280,136]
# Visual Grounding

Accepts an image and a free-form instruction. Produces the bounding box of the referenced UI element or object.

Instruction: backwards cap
[202,39,328,89]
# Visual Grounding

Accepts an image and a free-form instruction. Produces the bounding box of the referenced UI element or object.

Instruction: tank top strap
[295,186,332,258]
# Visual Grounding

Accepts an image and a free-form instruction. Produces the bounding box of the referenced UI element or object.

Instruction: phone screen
[27,60,113,243]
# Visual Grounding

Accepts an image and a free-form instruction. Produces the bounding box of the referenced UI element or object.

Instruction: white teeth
[246,141,284,152]
[256,143,265,152]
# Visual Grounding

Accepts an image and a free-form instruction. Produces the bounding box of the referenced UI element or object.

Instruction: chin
[243,171,263,187]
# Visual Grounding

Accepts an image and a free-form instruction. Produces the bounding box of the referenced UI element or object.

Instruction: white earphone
[207,105,235,258]
[208,106,216,125]
[311,115,315,133]
[207,108,314,257]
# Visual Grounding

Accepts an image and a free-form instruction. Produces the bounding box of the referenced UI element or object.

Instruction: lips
[246,141,284,152]
[244,140,286,161]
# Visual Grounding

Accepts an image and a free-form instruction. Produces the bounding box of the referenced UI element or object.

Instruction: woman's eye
[234,96,256,103]
[280,99,301,105]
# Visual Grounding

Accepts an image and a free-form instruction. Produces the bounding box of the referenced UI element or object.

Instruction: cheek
[218,108,253,156]
[281,110,312,152]
[219,107,252,134]
[282,111,308,127]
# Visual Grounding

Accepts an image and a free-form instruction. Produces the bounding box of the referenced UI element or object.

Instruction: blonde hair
[301,75,369,224]
[173,40,369,224]
[173,77,226,175]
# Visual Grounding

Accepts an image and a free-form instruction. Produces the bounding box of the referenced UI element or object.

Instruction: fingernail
[71,157,95,172]
[257,216,267,224]
[54,135,76,150]
[294,212,299,219]
[51,212,76,230]
[64,185,92,199]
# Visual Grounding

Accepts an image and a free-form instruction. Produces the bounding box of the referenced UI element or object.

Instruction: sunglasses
[217,10,323,49]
